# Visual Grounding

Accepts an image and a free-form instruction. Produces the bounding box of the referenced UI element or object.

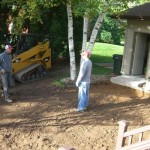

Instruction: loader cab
[16,34,40,55]
[4,33,41,55]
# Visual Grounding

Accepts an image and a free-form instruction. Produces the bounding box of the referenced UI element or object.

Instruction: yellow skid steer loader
[6,33,51,83]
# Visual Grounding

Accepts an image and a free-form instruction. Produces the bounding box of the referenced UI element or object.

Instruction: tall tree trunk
[67,2,76,80]
[82,13,89,52]
[87,12,105,53]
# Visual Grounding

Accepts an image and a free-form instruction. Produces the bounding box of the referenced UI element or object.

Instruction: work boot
[5,99,13,103]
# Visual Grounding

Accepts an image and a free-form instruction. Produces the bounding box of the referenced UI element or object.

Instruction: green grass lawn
[53,42,124,85]
[91,42,124,63]
[91,42,124,75]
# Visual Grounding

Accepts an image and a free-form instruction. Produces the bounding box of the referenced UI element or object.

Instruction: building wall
[145,41,150,79]
[121,29,135,75]
[121,20,150,75]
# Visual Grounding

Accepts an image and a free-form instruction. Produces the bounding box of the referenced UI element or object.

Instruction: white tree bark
[82,13,89,52]
[87,12,105,53]
[67,2,76,80]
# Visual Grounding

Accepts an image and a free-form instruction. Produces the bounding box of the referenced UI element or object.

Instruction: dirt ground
[0,64,150,150]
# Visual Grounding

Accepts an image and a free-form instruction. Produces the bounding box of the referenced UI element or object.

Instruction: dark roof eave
[120,16,150,19]
[110,3,150,20]
[110,14,150,20]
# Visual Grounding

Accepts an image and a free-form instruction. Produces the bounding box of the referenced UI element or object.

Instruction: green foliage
[0,4,10,52]
[0,0,67,34]
[100,30,112,44]
[73,16,83,62]
[72,0,104,18]
[0,0,82,61]
[96,15,125,45]
[134,0,150,5]
[0,0,148,60]
[46,6,68,61]
[51,80,65,88]
[45,6,82,61]
[72,0,142,19]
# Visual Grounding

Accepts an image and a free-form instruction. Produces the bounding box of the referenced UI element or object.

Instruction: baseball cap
[81,51,91,57]
[5,45,13,50]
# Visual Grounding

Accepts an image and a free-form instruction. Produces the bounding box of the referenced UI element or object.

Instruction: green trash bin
[113,54,123,75]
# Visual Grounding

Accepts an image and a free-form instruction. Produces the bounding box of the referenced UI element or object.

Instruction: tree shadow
[0,79,150,132]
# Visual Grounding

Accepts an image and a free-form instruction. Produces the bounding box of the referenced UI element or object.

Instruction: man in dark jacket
[0,45,13,102]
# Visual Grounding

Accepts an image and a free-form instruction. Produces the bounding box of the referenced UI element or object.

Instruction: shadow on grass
[91,54,114,63]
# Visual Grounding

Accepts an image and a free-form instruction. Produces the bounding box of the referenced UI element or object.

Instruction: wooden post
[115,120,128,150]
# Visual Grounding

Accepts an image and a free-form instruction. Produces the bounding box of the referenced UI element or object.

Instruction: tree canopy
[0,0,149,56]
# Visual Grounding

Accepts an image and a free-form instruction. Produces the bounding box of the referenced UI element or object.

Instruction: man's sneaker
[77,109,85,112]
[73,108,84,112]
[84,106,89,110]
[5,99,13,103]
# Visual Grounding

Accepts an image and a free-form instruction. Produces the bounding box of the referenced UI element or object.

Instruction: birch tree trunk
[67,2,76,80]
[82,14,89,52]
[87,12,105,53]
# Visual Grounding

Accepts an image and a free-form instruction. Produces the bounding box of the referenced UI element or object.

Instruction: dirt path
[0,64,150,150]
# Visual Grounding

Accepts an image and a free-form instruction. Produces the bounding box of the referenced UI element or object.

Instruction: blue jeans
[1,72,12,100]
[78,82,90,111]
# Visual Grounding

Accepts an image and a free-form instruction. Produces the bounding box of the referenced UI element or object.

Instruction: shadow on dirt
[0,77,150,131]
[0,63,150,132]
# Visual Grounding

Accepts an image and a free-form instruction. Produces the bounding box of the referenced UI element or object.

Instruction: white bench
[116,120,150,150]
